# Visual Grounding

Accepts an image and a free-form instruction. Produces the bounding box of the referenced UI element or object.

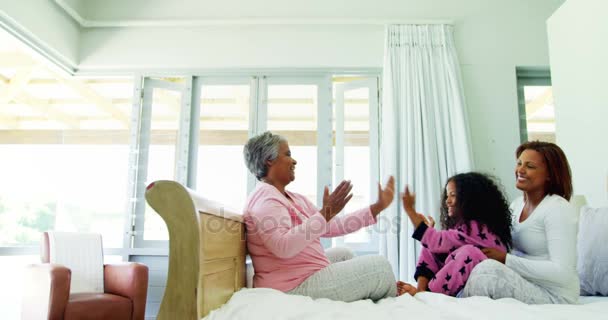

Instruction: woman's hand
[370,176,395,217]
[401,186,425,228]
[321,180,354,221]
[482,248,507,264]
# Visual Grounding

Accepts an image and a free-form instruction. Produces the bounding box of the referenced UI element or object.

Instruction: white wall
[0,0,80,67]
[79,25,384,70]
[548,0,608,206]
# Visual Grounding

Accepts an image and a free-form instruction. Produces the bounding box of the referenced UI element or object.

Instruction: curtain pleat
[379,24,473,282]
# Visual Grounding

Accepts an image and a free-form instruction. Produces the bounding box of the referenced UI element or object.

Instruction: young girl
[397,172,513,296]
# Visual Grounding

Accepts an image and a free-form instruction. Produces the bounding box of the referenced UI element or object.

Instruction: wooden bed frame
[145,180,246,319]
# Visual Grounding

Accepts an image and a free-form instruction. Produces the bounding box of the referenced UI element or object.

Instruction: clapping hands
[370,176,395,217]
[321,180,354,222]
[402,186,435,228]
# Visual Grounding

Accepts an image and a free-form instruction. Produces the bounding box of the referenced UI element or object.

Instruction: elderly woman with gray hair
[243,131,399,301]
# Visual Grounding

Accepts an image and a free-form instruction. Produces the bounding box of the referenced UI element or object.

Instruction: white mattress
[205,288,608,320]
[579,295,608,304]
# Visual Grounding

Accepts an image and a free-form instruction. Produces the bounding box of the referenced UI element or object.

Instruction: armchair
[21,232,149,320]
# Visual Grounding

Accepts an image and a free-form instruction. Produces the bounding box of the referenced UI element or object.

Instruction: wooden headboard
[145,180,246,319]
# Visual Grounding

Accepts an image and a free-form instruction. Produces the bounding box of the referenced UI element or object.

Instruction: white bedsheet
[579,295,608,305]
[205,288,608,320]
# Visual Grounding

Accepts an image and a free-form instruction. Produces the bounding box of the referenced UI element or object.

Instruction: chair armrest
[22,264,71,320]
[104,263,149,320]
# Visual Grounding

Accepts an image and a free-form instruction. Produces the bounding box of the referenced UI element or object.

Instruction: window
[125,73,381,252]
[0,29,135,317]
[516,68,554,143]
[136,77,190,244]
[197,81,251,210]
[332,77,380,253]
[265,81,321,204]
[0,30,133,248]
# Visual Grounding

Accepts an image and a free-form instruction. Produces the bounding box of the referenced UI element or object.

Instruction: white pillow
[577,206,608,296]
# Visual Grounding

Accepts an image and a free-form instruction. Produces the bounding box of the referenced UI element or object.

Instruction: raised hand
[370,176,395,217]
[424,215,435,228]
[321,180,354,222]
[401,185,425,228]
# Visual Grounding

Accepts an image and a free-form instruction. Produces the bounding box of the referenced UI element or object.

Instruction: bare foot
[396,281,418,296]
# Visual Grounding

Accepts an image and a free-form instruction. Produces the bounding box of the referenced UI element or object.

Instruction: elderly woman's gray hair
[243,131,287,180]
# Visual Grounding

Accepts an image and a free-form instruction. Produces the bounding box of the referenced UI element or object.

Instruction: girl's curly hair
[440,172,513,251]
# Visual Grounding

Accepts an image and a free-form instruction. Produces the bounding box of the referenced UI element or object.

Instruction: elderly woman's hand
[370,176,395,217]
[320,180,354,221]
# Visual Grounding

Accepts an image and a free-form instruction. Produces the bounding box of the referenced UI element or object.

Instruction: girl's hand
[402,185,416,212]
[397,281,418,296]
[423,215,435,228]
[401,186,425,228]
[482,248,507,264]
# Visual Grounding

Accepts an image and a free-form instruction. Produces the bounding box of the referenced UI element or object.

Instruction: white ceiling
[55,0,566,27]
[58,0,466,21]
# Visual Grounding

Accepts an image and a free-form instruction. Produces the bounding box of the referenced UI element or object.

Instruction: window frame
[332,77,381,253]
[516,67,552,143]
[131,76,193,249]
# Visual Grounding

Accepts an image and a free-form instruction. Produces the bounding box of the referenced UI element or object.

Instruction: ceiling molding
[54,0,453,28]
[0,11,76,75]
[54,0,88,26]
[72,67,383,77]
[81,18,454,28]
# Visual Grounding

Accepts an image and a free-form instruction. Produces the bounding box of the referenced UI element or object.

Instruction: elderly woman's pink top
[244,182,377,292]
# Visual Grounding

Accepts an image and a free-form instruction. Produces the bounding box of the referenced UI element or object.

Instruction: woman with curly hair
[397,172,513,296]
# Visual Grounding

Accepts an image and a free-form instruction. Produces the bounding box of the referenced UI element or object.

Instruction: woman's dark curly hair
[440,172,513,251]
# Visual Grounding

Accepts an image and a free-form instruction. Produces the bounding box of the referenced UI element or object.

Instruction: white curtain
[379,24,473,282]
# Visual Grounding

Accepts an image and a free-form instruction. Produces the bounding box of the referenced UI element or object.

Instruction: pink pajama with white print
[412,220,507,296]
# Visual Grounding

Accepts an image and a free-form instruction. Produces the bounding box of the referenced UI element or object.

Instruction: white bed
[206,288,608,320]
[145,180,608,320]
